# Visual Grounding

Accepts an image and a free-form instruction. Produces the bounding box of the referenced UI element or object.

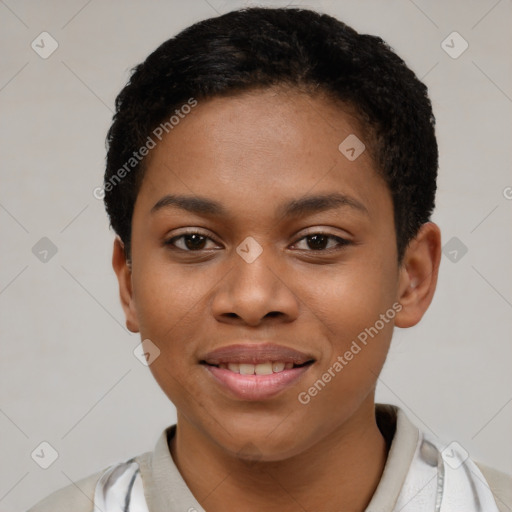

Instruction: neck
[169,399,388,512]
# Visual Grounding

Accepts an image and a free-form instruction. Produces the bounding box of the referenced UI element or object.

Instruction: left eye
[292,233,351,251]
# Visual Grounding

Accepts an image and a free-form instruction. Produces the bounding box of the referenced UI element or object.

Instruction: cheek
[307,254,398,334]
[131,263,211,403]
[303,254,397,383]
[291,320,392,456]
[131,258,207,352]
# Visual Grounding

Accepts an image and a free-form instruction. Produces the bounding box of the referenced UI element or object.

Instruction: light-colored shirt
[27,404,512,512]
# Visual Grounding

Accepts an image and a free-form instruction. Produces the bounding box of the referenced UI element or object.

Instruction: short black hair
[104,7,438,263]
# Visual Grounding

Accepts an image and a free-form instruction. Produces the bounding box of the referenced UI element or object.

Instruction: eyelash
[164,230,352,253]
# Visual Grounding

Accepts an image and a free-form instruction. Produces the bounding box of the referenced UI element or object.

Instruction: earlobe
[395,222,442,328]
[112,237,140,333]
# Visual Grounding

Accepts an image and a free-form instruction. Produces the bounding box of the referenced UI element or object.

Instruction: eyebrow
[151,192,369,218]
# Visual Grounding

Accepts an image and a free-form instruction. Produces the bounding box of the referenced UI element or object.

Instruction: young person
[29,7,511,512]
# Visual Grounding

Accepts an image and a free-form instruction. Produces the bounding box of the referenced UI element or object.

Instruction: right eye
[164,231,220,252]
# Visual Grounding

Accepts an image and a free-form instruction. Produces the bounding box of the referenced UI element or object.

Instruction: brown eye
[165,232,217,251]
[293,233,351,251]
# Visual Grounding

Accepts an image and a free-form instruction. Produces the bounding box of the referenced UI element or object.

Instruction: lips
[200,343,315,400]
[200,343,315,366]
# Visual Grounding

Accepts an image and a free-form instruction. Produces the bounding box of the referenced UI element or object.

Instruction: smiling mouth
[201,360,314,375]
[201,359,315,401]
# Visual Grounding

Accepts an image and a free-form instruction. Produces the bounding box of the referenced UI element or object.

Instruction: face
[114,88,433,461]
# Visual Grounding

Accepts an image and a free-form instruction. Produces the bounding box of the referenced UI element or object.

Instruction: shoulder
[26,468,105,512]
[27,450,153,512]
[475,461,512,512]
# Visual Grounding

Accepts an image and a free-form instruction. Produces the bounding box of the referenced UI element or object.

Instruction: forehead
[135,88,390,223]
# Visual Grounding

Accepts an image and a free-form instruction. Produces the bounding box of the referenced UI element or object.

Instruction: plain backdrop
[1,1,511,510]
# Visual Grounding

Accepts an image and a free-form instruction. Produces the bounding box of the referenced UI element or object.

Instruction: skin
[113,87,441,512]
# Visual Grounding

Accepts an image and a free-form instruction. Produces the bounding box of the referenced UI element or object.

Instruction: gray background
[1,0,511,510]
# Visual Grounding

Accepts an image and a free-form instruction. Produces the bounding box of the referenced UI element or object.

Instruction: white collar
[92,405,500,512]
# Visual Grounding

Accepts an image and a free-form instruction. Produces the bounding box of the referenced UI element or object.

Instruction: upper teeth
[218,362,294,374]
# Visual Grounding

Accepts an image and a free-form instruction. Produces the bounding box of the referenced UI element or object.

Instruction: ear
[112,237,140,333]
[395,222,441,328]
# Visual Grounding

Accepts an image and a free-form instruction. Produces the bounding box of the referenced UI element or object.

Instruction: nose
[211,246,300,327]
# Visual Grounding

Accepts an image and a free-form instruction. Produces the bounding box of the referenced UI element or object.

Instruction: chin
[210,422,311,462]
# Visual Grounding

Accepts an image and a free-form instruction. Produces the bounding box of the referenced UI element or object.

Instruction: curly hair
[104,7,438,263]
